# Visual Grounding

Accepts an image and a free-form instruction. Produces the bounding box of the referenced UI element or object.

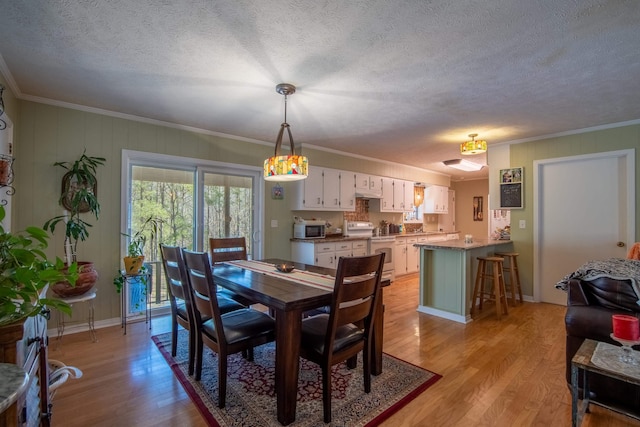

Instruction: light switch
[271,219,278,228]
[519,219,526,229]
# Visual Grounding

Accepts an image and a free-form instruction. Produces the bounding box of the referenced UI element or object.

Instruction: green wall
[507,124,640,298]
[11,99,447,325]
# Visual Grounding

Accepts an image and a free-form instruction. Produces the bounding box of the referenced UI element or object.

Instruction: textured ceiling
[1,1,639,180]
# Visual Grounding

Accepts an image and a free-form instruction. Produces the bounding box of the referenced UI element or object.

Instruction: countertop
[0,363,29,414]
[291,230,460,242]
[415,238,512,251]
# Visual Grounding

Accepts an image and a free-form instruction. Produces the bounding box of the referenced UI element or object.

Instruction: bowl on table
[275,263,295,273]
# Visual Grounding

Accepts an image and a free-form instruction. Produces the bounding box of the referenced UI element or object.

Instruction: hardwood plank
[49,274,640,426]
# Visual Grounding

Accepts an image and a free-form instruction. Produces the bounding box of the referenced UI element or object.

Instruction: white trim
[533,149,635,302]
[417,305,471,324]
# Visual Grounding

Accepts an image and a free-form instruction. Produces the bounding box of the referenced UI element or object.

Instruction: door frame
[532,149,635,302]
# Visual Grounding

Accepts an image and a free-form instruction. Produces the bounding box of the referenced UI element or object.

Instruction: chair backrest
[182,249,226,343]
[324,253,385,355]
[160,244,194,318]
[209,237,248,264]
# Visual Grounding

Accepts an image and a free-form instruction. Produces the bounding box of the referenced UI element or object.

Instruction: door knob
[617,241,625,247]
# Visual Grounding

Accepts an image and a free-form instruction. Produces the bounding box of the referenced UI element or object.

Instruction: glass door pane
[202,172,254,258]
[129,166,195,310]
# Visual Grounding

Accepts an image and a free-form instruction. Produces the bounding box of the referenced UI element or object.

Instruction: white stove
[344,221,374,238]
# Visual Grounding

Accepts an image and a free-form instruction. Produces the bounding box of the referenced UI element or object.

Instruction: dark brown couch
[564,276,640,415]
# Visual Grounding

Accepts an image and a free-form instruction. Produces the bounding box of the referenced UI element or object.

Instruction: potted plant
[43,150,106,297]
[113,216,162,293]
[0,205,78,327]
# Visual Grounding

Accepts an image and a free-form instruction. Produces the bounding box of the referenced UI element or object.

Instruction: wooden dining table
[212,258,388,426]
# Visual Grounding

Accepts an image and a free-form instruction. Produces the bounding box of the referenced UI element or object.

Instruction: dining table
[212,258,389,426]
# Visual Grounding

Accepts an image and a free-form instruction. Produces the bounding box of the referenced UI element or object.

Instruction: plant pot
[0,157,12,186]
[51,262,98,298]
[123,256,145,274]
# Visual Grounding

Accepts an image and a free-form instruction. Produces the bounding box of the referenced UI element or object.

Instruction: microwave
[293,220,326,239]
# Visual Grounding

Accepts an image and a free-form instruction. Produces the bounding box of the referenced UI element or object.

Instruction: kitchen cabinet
[291,239,369,268]
[354,173,383,197]
[376,178,413,212]
[424,185,448,213]
[394,237,407,275]
[395,236,419,275]
[291,166,356,211]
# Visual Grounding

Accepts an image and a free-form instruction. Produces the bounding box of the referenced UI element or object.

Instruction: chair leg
[322,365,332,423]
[346,354,357,369]
[194,334,204,381]
[363,347,371,393]
[247,347,254,362]
[171,318,178,357]
[187,327,195,376]
[218,354,228,408]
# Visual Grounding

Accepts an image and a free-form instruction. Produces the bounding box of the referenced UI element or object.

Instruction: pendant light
[460,133,487,155]
[263,83,308,181]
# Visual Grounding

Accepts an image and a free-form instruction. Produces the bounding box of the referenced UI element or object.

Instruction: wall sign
[499,167,523,209]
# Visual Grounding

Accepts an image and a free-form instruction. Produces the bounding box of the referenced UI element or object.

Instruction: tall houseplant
[44,150,105,297]
[0,206,78,326]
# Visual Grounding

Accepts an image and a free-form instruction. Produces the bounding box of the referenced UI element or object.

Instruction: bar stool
[470,256,509,319]
[495,252,523,306]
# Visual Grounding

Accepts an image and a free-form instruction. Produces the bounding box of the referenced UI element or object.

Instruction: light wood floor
[49,274,639,426]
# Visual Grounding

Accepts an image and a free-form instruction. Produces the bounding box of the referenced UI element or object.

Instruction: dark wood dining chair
[299,253,385,423]
[182,249,276,408]
[160,244,246,376]
[209,237,256,306]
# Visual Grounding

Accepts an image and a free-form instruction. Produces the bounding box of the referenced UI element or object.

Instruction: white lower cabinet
[291,239,369,268]
[395,236,419,275]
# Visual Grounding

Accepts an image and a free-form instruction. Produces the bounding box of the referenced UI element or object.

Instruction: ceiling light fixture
[460,133,487,155]
[264,83,308,181]
[443,159,484,171]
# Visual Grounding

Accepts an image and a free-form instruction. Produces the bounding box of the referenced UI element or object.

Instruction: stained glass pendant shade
[264,84,308,181]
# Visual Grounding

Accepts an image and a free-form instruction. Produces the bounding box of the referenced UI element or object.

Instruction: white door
[534,150,635,305]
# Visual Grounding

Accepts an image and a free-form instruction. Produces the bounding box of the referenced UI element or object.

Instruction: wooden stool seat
[495,252,523,306]
[470,256,509,319]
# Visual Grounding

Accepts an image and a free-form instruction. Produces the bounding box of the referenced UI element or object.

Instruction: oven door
[369,239,395,281]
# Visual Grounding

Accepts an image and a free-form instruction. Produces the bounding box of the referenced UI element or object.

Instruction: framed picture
[271,184,284,200]
[499,167,523,209]
[473,196,483,221]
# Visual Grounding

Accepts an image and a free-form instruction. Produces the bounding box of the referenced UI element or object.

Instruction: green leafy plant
[0,206,78,326]
[123,216,162,257]
[43,150,106,264]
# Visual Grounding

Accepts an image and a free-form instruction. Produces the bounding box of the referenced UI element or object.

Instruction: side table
[118,270,152,335]
[0,363,29,415]
[54,291,98,348]
[571,338,640,426]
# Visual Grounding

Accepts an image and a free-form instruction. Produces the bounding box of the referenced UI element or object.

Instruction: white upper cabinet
[291,166,356,211]
[354,173,383,197]
[377,178,413,212]
[424,184,449,213]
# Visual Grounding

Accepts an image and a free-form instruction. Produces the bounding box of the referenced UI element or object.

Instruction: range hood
[355,190,382,199]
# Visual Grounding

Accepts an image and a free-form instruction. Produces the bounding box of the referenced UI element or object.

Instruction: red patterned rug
[152,330,441,426]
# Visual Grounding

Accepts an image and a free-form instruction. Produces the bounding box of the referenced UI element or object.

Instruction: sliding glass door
[123,151,263,312]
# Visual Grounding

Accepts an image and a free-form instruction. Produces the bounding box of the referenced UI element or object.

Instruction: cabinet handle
[317,197,321,204]
[41,307,51,320]
[27,336,42,346]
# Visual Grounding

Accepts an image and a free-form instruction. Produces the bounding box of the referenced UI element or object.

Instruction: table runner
[223,260,336,291]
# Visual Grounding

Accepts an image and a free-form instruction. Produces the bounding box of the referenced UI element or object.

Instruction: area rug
[152,330,441,426]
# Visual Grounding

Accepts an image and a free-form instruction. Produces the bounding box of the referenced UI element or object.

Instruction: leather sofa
[564,276,640,415]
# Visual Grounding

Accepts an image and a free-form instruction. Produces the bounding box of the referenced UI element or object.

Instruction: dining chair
[209,237,256,306]
[182,249,276,408]
[299,253,385,423]
[160,244,246,376]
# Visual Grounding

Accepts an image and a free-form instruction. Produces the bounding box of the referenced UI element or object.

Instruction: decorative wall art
[271,184,284,200]
[473,196,483,221]
[499,167,523,209]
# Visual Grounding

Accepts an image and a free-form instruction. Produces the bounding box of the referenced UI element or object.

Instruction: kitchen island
[416,239,513,323]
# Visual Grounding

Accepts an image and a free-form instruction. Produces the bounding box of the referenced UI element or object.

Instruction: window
[122,150,264,311]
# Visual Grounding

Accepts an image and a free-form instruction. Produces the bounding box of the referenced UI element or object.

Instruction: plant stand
[53,291,98,349]
[118,270,152,335]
